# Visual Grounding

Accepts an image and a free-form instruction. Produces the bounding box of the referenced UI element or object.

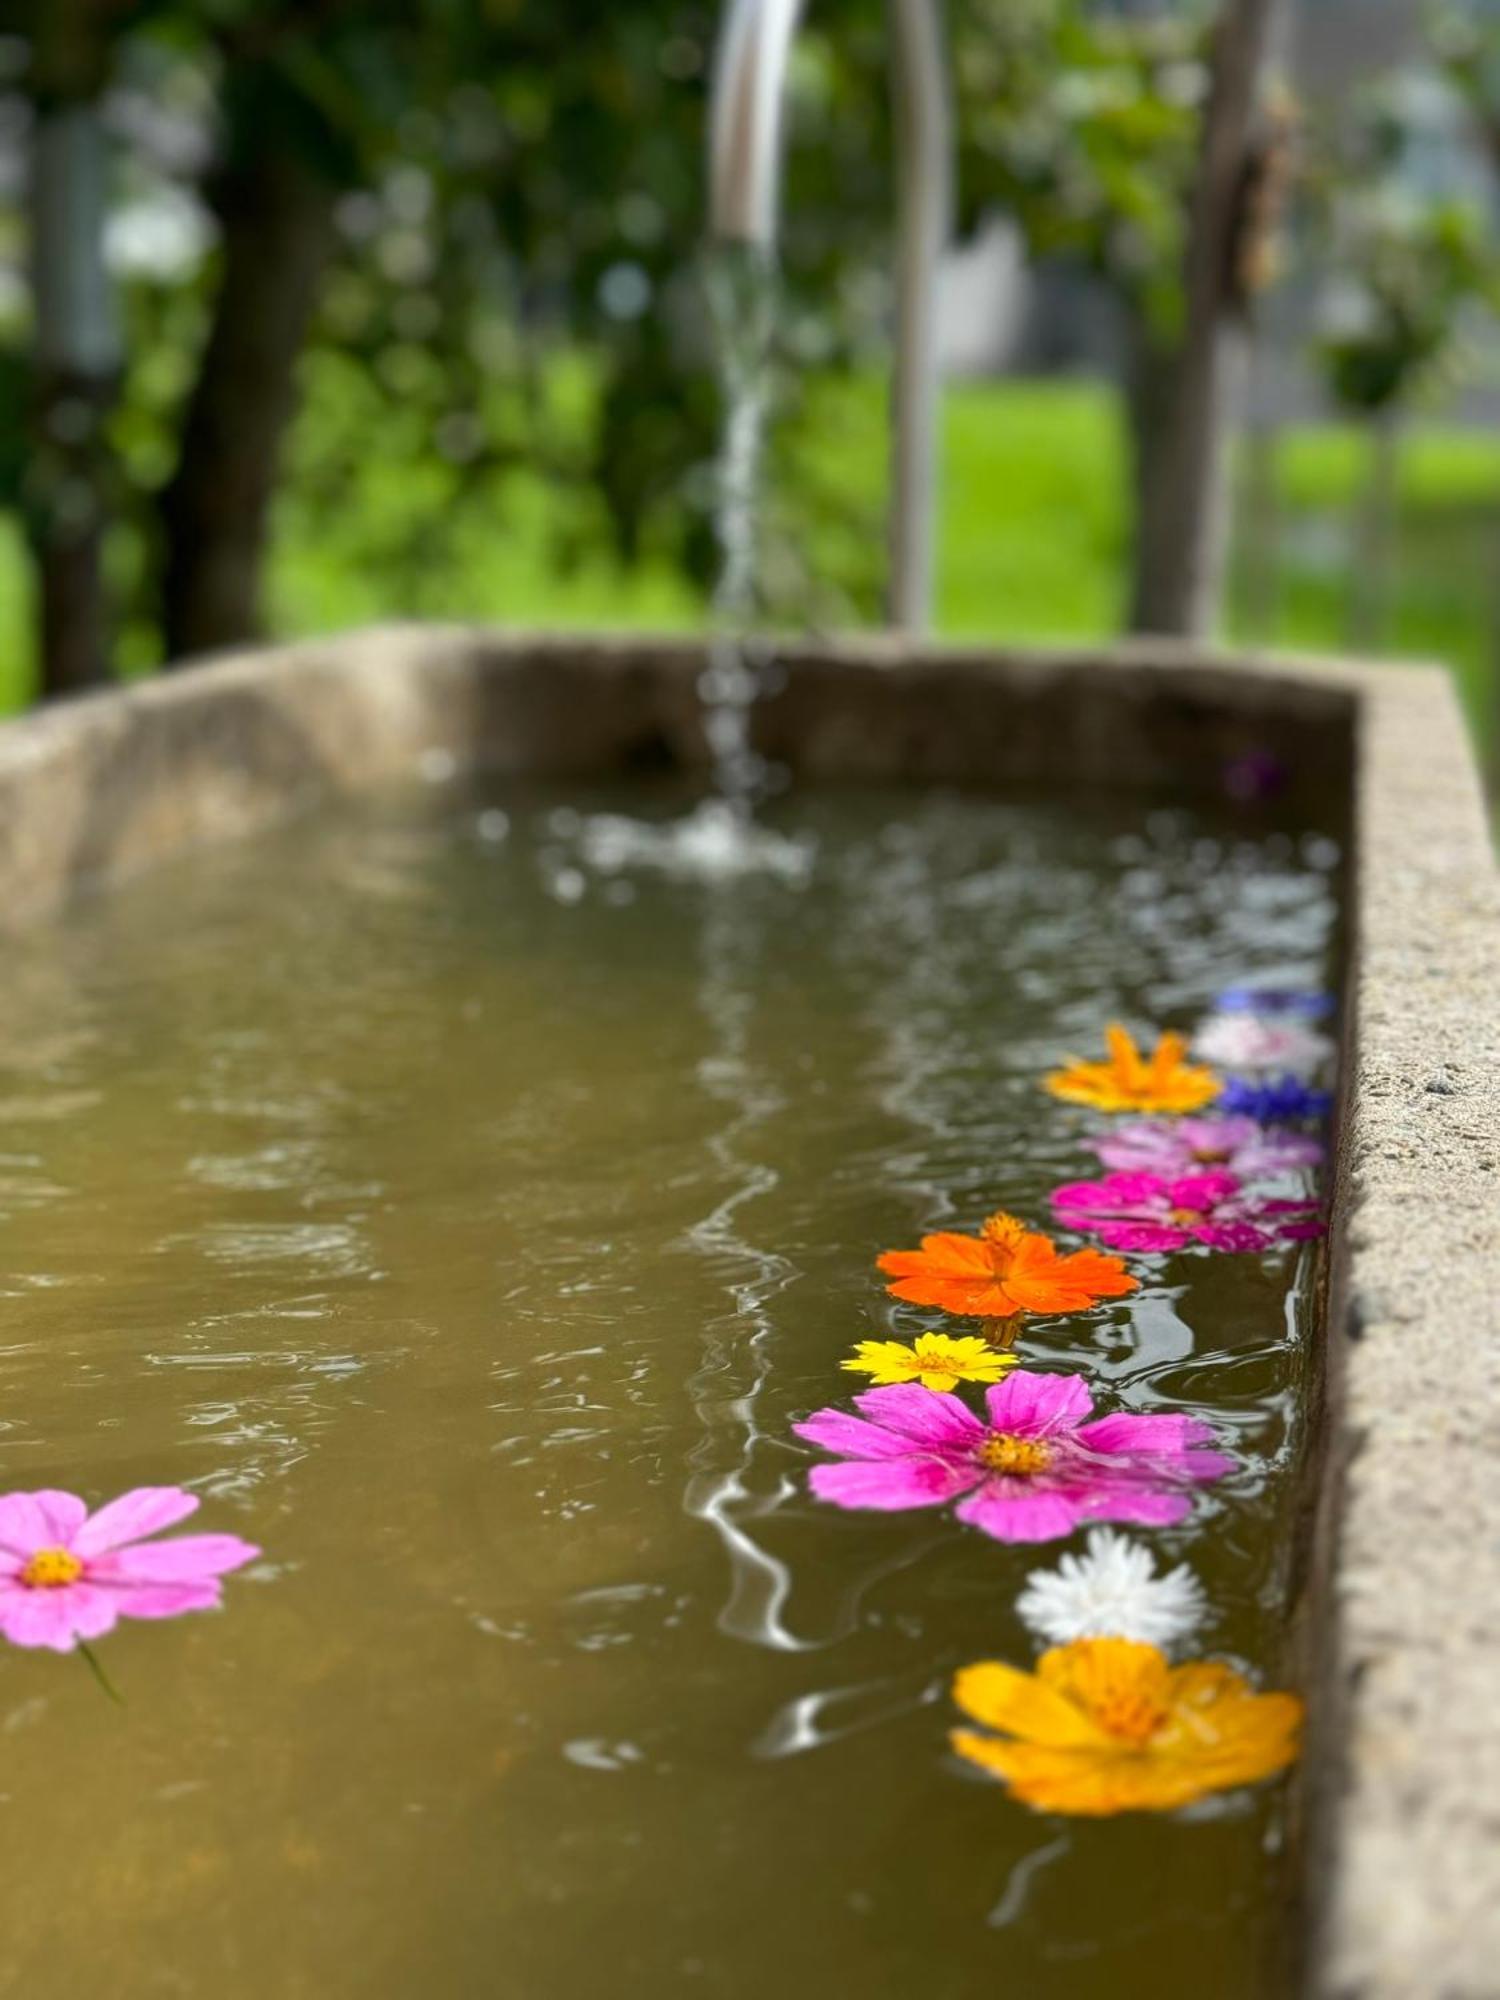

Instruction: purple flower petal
[808,1457,977,1511]
[792,1409,918,1463]
[0,1580,117,1652]
[0,1491,88,1559]
[1194,1222,1273,1252]
[1092,1222,1187,1252]
[1074,1412,1227,1472]
[852,1383,987,1448]
[1081,1488,1195,1528]
[74,1487,200,1559]
[1168,1170,1242,1208]
[91,1534,260,1585]
[954,1483,1085,1542]
[107,1581,226,1621]
[984,1371,1094,1437]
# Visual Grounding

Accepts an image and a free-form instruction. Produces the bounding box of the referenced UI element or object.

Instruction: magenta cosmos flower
[1052,1168,1323,1254]
[1090,1115,1322,1181]
[792,1373,1231,1543]
[0,1488,259,1653]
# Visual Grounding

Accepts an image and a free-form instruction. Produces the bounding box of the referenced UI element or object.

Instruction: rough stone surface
[0,625,1493,1994]
[1316,667,1500,2000]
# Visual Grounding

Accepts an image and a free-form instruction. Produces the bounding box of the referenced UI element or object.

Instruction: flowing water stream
[0,772,1342,1997]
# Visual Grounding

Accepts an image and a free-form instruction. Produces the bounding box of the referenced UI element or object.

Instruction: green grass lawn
[1,378,1496,757]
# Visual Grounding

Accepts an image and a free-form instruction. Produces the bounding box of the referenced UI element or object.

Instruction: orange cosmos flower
[877,1211,1138,1323]
[1045,1024,1221,1115]
[951,1636,1301,1816]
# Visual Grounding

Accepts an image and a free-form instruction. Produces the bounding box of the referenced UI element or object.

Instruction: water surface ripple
[0,777,1342,1999]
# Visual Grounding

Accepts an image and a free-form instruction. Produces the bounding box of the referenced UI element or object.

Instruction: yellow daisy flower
[1045,1023,1222,1115]
[950,1636,1301,1816]
[840,1332,1019,1394]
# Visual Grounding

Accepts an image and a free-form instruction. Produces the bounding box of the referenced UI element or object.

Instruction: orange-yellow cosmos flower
[877,1211,1138,1323]
[950,1636,1301,1816]
[1045,1024,1221,1115]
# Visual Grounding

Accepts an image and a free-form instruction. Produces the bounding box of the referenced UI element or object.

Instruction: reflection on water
[0,777,1341,1998]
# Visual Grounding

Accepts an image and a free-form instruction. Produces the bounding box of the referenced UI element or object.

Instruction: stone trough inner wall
[0,625,1493,2000]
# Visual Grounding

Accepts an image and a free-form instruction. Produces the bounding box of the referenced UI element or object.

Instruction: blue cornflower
[1220,1075,1333,1123]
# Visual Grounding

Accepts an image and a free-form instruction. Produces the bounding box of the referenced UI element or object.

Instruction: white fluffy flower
[1016,1529,1207,1649]
[1194,1013,1331,1073]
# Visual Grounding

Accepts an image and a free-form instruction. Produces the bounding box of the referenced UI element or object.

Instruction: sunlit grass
[0,378,1495,755]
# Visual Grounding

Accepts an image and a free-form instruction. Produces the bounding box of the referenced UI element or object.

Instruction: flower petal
[984,1371,1093,1437]
[792,1409,918,1463]
[1092,1222,1186,1253]
[0,1491,88,1558]
[1167,1170,1242,1209]
[808,1457,974,1511]
[1074,1411,1225,1466]
[0,1581,116,1652]
[952,1660,1109,1747]
[852,1382,986,1447]
[956,1483,1085,1542]
[108,1581,226,1621]
[74,1487,200,1558]
[91,1535,260,1585]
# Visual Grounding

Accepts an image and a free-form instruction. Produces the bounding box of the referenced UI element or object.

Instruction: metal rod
[706,0,952,633]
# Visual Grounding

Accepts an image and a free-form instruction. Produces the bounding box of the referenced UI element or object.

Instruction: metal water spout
[707,0,952,636]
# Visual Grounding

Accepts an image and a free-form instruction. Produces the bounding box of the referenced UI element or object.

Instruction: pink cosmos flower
[1051,1169,1323,1253]
[1193,1014,1331,1073]
[0,1488,259,1653]
[792,1373,1231,1543]
[1090,1115,1322,1181]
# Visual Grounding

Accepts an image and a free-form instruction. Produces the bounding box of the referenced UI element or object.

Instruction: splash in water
[554,247,814,889]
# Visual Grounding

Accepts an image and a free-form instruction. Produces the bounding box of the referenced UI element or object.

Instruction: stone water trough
[0,625,1494,1997]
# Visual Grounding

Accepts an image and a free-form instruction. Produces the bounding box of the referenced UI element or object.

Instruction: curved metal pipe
[707,0,951,635]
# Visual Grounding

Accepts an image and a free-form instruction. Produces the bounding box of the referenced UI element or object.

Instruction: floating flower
[0,1488,259,1653]
[877,1210,1138,1324]
[1016,1528,1206,1649]
[841,1332,1018,1393]
[1194,1014,1331,1074]
[1044,1024,1220,1115]
[1220,1075,1333,1123]
[950,1637,1302,1815]
[1089,1115,1322,1182]
[793,1373,1230,1543]
[1217,987,1333,1020]
[1052,1169,1323,1253]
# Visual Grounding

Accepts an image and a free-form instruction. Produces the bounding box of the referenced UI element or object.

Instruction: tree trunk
[1347,410,1399,653]
[25,1,121,698]
[1128,0,1286,638]
[159,83,336,663]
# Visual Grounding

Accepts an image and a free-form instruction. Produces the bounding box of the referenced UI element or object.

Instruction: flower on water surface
[841,1332,1018,1393]
[1194,1014,1331,1074]
[0,1488,259,1653]
[1220,1075,1333,1124]
[1089,1115,1322,1182]
[877,1210,1138,1324]
[1044,1025,1220,1116]
[793,1373,1231,1544]
[950,1637,1302,1815]
[1016,1528,1206,1649]
[1217,987,1333,1020]
[1052,1169,1323,1254]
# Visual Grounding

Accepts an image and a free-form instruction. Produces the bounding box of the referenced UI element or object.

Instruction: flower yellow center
[21,1546,83,1589]
[1089,1687,1170,1747]
[1190,1146,1230,1164]
[1169,1207,1206,1226]
[976,1433,1051,1477]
